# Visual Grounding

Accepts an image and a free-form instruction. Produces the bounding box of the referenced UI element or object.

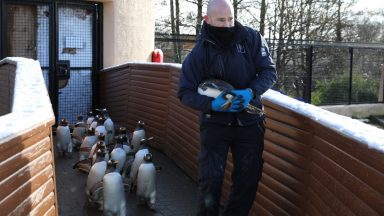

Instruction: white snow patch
[0,57,54,143]
[263,90,384,153]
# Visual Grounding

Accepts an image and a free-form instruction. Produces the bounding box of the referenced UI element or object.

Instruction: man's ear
[203,15,209,24]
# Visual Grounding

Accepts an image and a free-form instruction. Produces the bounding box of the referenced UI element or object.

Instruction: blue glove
[211,91,239,112]
[231,88,254,110]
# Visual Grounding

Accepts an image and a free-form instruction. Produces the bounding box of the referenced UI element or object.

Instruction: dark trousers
[197,121,265,216]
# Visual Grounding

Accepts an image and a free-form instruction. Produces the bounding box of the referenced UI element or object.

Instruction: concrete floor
[54,147,199,216]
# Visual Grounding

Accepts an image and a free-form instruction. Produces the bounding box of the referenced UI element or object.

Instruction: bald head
[205,0,235,27]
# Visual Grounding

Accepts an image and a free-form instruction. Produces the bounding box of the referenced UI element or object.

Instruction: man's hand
[211,92,241,112]
[231,88,254,110]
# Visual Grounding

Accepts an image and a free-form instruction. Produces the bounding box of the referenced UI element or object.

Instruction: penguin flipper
[89,181,103,198]
[73,158,92,173]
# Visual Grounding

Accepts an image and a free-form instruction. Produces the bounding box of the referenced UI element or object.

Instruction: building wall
[96,0,155,67]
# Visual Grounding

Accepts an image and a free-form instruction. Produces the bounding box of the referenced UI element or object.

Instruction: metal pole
[305,46,313,104]
[349,47,353,104]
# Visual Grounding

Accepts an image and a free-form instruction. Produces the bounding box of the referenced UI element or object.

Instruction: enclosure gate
[1,0,102,124]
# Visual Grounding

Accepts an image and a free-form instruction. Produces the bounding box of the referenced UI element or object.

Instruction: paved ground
[54,147,199,216]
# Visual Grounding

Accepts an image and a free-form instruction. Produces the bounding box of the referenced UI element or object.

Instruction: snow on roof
[0,57,54,143]
[263,90,384,153]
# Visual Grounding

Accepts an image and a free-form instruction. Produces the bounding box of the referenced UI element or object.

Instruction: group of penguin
[55,108,160,215]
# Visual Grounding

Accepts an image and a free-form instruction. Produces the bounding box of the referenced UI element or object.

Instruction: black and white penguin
[95,115,108,145]
[110,136,127,173]
[137,153,156,210]
[71,115,87,150]
[116,126,132,154]
[73,133,104,173]
[90,135,109,165]
[79,127,97,161]
[56,119,72,157]
[86,111,95,129]
[85,149,107,210]
[131,120,146,153]
[129,137,153,192]
[103,160,127,216]
[100,108,115,146]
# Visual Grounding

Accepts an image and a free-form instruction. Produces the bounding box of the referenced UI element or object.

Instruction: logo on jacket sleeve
[261,47,267,57]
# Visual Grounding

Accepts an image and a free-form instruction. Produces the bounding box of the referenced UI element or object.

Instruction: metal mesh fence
[4,2,95,124]
[57,5,94,124]
[156,35,384,105]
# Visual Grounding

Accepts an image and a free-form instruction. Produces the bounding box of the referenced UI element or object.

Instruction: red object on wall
[152,49,164,63]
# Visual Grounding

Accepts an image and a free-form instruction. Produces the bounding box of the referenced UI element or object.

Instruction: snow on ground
[263,90,384,153]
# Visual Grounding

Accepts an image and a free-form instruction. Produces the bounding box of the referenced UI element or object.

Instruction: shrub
[311,74,379,105]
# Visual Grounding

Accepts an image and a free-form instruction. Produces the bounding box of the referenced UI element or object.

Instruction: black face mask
[207,24,236,46]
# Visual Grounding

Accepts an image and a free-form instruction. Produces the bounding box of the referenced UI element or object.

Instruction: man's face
[204,2,234,27]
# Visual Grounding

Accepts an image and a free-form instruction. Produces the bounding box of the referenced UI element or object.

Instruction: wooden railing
[0,58,57,216]
[100,63,384,215]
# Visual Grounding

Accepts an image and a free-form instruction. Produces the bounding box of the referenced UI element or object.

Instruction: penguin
[56,119,73,157]
[110,135,127,173]
[79,127,97,161]
[89,115,99,134]
[131,120,146,153]
[95,115,108,145]
[129,137,153,192]
[100,108,115,146]
[86,111,95,128]
[73,134,106,173]
[85,149,107,210]
[116,126,132,154]
[115,129,135,179]
[137,153,156,210]
[103,160,127,216]
[90,135,110,165]
[71,115,87,150]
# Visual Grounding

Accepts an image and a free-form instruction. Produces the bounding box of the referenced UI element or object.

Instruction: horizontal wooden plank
[250,203,274,216]
[129,94,168,108]
[306,187,337,216]
[28,192,55,216]
[1,127,50,162]
[313,135,384,195]
[0,120,54,154]
[262,163,306,200]
[265,106,312,131]
[130,80,169,91]
[0,165,54,215]
[130,68,171,78]
[265,128,309,156]
[130,85,170,98]
[263,151,307,183]
[309,159,378,215]
[0,137,51,182]
[308,167,355,216]
[310,120,384,174]
[259,173,301,214]
[254,186,290,216]
[311,147,384,215]
[265,139,309,170]
[9,180,54,216]
[266,118,312,144]
[0,151,52,201]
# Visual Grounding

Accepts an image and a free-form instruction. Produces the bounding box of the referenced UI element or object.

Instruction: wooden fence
[99,63,384,215]
[0,58,57,216]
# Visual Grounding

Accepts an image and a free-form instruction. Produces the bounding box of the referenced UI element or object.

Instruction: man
[177,0,277,215]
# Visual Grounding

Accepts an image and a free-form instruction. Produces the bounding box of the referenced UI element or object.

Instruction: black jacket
[178,21,277,126]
